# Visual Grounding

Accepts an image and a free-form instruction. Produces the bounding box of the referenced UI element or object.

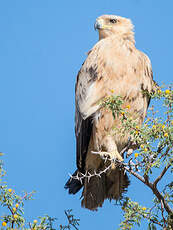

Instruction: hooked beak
[94,19,112,30]
[94,19,103,30]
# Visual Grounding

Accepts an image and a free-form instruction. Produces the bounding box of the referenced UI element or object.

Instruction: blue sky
[0,0,172,229]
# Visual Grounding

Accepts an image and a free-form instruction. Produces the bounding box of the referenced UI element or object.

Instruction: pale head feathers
[95,15,135,43]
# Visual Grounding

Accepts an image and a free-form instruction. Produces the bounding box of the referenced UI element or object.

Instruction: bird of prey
[65,15,155,210]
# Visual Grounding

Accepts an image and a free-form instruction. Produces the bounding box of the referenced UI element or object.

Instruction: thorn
[91,151,100,155]
[68,173,72,178]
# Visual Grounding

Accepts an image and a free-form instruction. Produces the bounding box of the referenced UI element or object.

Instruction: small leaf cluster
[0,157,80,229]
[119,197,165,230]
[101,95,124,119]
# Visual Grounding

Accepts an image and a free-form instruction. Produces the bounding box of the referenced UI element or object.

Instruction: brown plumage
[65,15,155,210]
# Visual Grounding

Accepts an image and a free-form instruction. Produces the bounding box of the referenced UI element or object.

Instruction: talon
[91,150,123,169]
[109,151,123,162]
[108,151,123,169]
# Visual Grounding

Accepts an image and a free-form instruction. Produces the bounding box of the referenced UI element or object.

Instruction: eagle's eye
[110,19,117,24]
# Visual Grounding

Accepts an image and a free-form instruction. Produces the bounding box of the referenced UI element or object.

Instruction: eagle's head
[94,15,134,42]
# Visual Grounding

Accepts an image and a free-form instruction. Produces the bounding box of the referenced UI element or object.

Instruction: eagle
[65,15,155,210]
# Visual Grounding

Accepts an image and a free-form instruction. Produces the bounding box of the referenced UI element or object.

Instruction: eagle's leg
[94,151,123,169]
[92,151,123,161]
[92,135,123,168]
[104,134,123,162]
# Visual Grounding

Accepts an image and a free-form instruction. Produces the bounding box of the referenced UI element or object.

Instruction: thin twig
[148,218,163,227]
[160,146,172,159]
[122,164,146,184]
[70,163,112,183]
[161,200,167,229]
[147,204,163,227]
[64,210,79,230]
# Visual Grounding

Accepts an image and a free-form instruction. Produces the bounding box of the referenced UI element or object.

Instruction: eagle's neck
[99,31,135,45]
[122,31,135,44]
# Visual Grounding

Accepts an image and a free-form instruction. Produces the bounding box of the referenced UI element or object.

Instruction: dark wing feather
[75,111,93,172]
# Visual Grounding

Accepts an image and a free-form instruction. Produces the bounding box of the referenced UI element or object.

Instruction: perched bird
[65,15,155,210]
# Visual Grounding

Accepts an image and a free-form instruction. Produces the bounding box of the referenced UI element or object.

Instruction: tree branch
[153,164,171,188]
[151,186,173,216]
[114,159,173,216]
[123,165,146,184]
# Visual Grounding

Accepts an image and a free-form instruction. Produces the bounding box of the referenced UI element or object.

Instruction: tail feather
[65,168,130,210]
[106,168,130,200]
[81,172,106,211]
[81,168,129,210]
